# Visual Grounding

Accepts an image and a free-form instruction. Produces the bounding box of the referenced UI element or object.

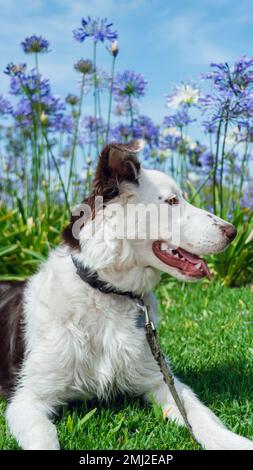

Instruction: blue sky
[1,0,253,123]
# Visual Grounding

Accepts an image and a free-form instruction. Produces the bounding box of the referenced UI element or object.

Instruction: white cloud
[156,12,232,66]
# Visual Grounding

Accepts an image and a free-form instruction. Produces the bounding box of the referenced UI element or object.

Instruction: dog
[1,141,252,450]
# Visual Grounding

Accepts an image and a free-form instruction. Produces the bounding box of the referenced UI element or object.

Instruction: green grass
[0,280,252,450]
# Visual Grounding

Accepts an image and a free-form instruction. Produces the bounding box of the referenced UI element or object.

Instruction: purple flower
[0,95,12,115]
[110,123,132,142]
[200,57,253,129]
[113,70,147,100]
[73,17,117,43]
[4,62,27,76]
[110,116,158,146]
[201,149,214,169]
[21,35,50,54]
[9,68,50,97]
[74,59,94,75]
[163,107,196,128]
[81,116,106,145]
[65,94,79,106]
[80,67,109,94]
[133,115,159,146]
[187,142,208,167]
[51,115,73,134]
[12,98,32,127]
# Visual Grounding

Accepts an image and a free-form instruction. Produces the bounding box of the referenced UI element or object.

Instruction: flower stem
[66,73,85,203]
[43,131,70,214]
[213,119,222,215]
[219,113,229,218]
[128,96,134,135]
[93,42,99,153]
[106,55,116,143]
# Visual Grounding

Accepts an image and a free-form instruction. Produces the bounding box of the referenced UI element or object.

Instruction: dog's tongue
[177,247,201,264]
[177,247,211,279]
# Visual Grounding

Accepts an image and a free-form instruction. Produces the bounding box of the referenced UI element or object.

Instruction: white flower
[166,84,200,109]
[162,126,180,137]
[189,142,197,151]
[225,127,241,146]
[188,172,199,183]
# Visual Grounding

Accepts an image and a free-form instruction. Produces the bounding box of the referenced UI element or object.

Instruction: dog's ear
[93,140,142,199]
[62,141,142,249]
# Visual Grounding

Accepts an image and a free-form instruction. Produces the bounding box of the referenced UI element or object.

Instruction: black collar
[71,255,141,301]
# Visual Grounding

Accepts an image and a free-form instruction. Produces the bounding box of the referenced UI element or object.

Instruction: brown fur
[0,281,25,398]
[62,141,141,248]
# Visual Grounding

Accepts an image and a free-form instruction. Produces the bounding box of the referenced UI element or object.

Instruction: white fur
[6,167,253,450]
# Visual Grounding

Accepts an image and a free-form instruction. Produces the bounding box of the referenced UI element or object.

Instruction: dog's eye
[165,195,179,206]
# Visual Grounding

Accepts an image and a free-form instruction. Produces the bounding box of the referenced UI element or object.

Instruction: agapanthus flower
[200,57,253,128]
[160,130,181,153]
[202,119,217,134]
[78,68,110,94]
[112,70,147,100]
[9,68,50,97]
[81,116,106,145]
[110,116,158,147]
[201,150,214,169]
[163,107,196,128]
[235,121,253,143]
[12,98,32,127]
[65,94,79,106]
[74,59,94,75]
[202,57,253,93]
[73,17,117,43]
[108,41,119,57]
[166,83,200,109]
[110,123,133,142]
[12,80,66,129]
[50,114,74,134]
[114,100,139,117]
[0,95,12,115]
[4,62,27,77]
[241,182,253,209]
[187,141,208,167]
[133,115,159,146]
[21,35,50,54]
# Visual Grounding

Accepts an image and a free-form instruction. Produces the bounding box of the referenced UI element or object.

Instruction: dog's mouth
[152,241,211,280]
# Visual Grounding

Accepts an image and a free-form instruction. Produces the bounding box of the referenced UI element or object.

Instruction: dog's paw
[25,438,60,450]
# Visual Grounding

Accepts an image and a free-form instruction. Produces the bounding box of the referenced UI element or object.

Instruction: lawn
[0,280,252,450]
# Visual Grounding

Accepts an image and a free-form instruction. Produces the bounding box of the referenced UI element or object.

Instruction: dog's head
[63,141,236,291]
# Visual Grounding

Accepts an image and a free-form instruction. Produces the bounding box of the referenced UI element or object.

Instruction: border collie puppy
[1,141,252,450]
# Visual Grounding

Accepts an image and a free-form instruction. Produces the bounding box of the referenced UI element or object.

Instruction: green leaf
[66,415,73,433]
[0,245,18,257]
[0,274,26,281]
[77,408,97,429]
[21,248,46,261]
[109,416,125,434]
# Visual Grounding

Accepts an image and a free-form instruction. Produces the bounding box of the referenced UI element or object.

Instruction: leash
[72,255,196,441]
[136,299,196,441]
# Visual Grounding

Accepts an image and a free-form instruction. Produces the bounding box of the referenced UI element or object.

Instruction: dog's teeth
[196,262,201,270]
[174,253,179,258]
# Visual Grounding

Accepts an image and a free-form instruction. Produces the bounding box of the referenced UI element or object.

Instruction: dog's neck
[71,255,142,300]
[99,266,160,296]
[71,252,160,297]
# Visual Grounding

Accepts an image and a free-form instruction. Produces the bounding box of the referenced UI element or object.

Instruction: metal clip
[136,301,156,332]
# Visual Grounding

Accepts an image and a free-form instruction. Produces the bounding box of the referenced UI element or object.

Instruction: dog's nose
[220,224,237,241]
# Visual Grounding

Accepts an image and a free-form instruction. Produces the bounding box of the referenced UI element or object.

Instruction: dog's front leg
[144,367,253,450]
[6,388,59,450]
